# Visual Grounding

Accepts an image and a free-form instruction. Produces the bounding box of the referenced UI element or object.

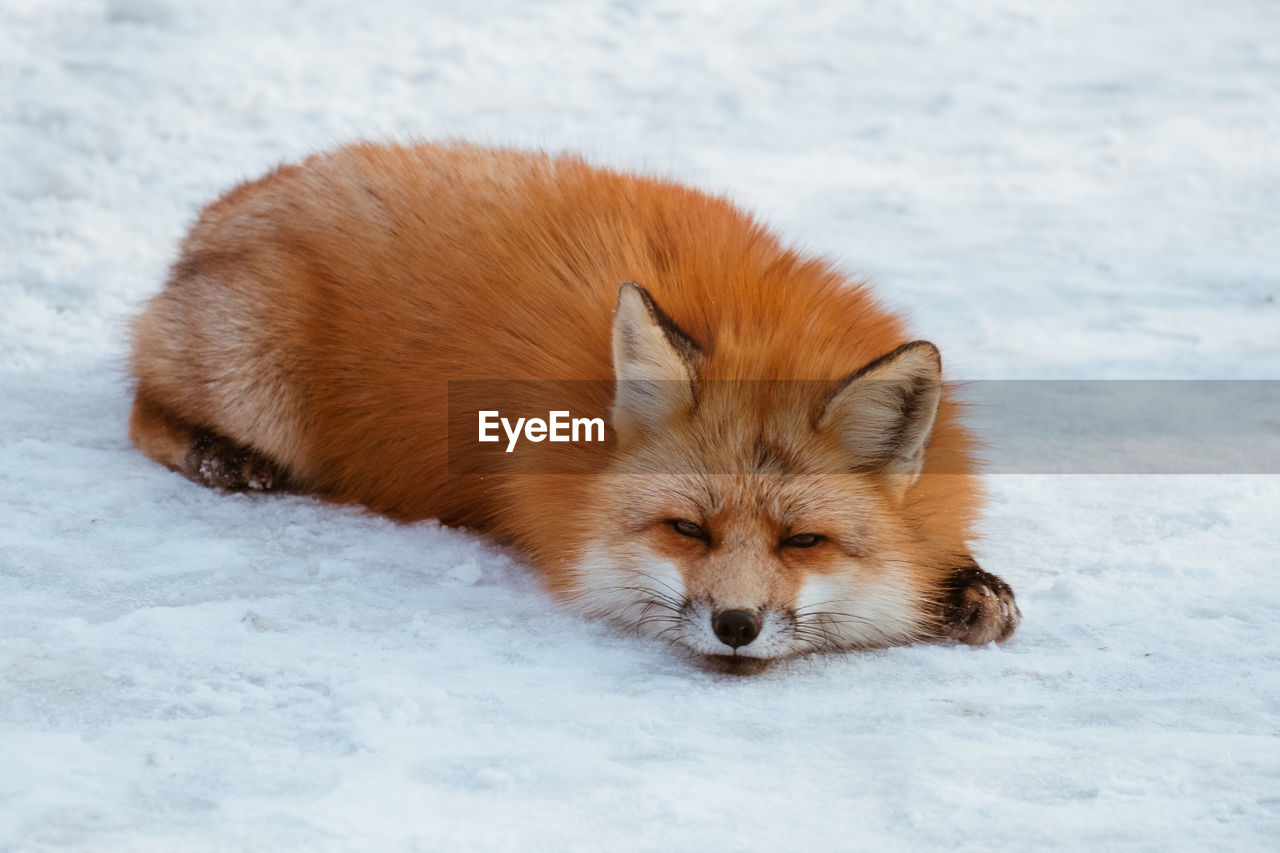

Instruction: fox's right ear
[611,282,703,440]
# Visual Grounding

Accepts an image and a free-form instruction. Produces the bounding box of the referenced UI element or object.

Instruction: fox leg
[129,387,288,492]
[936,561,1021,645]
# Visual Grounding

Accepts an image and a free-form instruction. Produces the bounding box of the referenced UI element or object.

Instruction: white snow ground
[2,0,1279,849]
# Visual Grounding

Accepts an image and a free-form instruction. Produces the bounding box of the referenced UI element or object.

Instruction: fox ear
[819,341,942,495]
[611,282,702,439]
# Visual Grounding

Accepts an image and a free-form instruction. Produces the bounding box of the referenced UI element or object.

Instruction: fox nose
[712,609,761,649]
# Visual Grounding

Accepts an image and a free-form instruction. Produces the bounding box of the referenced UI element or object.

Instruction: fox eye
[669,519,708,541]
[782,533,823,548]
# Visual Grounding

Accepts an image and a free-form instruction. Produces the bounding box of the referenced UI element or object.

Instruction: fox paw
[939,566,1020,645]
[182,429,286,492]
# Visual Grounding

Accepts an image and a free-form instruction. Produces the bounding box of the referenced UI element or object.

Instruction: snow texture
[2,0,1279,849]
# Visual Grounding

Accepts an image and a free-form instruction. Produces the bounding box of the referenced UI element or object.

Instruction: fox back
[130,141,1019,663]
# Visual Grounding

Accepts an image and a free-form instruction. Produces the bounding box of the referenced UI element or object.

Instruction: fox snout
[669,598,802,660]
[711,609,762,649]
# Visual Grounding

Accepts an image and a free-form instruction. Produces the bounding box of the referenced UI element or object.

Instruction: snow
[2,0,1279,849]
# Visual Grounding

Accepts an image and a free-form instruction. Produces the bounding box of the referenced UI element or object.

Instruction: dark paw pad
[939,566,1021,645]
[182,429,287,492]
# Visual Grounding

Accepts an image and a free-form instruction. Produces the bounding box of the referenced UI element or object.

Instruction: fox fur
[129,141,1020,663]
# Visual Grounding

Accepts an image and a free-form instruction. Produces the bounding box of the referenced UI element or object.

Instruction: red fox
[129,141,1019,665]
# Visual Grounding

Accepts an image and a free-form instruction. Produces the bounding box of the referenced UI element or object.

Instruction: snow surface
[3,0,1279,849]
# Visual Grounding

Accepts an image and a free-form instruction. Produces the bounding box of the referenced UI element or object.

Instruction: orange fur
[130,140,1017,661]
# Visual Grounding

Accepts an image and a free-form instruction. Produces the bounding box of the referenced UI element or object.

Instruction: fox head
[568,283,950,663]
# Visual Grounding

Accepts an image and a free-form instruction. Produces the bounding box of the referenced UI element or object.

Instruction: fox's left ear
[611,282,703,440]
[819,341,942,496]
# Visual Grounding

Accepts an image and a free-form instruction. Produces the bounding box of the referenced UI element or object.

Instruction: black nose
[712,609,761,649]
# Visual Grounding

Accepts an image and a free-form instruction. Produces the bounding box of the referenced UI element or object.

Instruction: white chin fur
[565,549,688,637]
[792,573,923,649]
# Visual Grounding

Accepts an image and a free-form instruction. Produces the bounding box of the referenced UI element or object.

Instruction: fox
[128,140,1020,666]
